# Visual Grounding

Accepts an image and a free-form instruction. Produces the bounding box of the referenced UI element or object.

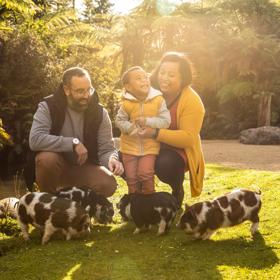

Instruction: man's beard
[67,95,89,112]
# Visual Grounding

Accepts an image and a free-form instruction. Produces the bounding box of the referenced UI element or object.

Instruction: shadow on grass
[0,223,279,280]
[180,232,278,268]
[74,226,278,280]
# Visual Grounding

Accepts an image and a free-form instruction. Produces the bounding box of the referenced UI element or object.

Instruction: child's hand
[135,117,146,128]
[128,124,138,136]
[137,127,156,138]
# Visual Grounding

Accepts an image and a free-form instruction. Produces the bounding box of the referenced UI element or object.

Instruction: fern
[0,118,13,150]
[217,80,255,104]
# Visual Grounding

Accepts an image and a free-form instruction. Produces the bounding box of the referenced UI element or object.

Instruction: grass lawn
[0,164,279,280]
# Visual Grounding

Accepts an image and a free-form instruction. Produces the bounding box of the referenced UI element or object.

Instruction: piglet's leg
[133,227,142,234]
[165,212,176,234]
[201,230,215,240]
[19,222,30,241]
[250,213,259,236]
[42,224,56,245]
[65,232,72,241]
[133,219,145,234]
[157,219,166,236]
[193,232,203,240]
[250,222,259,236]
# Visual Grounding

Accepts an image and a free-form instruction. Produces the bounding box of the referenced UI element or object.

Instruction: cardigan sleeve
[157,89,205,149]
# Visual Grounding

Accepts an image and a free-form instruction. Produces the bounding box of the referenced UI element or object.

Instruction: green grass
[0,164,279,280]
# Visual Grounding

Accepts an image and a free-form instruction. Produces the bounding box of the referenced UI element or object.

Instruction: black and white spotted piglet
[117,192,179,235]
[17,192,90,244]
[56,186,114,224]
[177,189,261,240]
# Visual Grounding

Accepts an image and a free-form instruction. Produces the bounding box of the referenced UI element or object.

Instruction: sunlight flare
[85,241,95,247]
[63,264,81,280]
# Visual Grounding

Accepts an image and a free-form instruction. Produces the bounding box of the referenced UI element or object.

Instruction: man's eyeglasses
[71,87,95,96]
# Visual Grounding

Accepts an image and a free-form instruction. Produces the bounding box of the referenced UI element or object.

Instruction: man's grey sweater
[29,101,117,168]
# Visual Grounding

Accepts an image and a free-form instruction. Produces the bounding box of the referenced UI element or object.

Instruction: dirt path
[202,140,280,171]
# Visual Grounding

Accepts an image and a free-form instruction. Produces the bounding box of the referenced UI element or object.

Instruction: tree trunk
[120,46,129,76]
[257,93,272,127]
[132,35,144,66]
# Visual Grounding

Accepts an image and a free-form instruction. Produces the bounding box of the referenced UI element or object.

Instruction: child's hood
[123,87,162,102]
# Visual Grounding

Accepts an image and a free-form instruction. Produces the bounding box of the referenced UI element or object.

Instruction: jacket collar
[123,87,162,101]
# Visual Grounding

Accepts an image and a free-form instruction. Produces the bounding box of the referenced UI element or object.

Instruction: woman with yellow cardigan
[139,52,205,206]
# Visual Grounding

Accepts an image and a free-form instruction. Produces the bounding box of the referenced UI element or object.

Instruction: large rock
[239,126,280,145]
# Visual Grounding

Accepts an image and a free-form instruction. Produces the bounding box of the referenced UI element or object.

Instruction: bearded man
[29,67,123,196]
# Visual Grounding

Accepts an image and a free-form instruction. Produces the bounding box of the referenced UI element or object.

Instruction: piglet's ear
[80,214,89,224]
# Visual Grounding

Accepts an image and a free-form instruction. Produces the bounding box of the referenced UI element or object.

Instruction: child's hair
[121,66,144,86]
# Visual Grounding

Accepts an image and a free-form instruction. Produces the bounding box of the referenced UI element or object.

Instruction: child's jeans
[122,153,156,194]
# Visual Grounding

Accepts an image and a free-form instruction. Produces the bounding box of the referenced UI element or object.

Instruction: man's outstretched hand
[108,157,124,176]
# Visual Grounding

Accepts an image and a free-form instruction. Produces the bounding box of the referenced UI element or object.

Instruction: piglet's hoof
[22,236,30,241]
[156,231,165,236]
[41,239,49,245]
[133,228,141,234]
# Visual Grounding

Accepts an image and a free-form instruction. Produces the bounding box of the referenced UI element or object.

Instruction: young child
[115,66,170,194]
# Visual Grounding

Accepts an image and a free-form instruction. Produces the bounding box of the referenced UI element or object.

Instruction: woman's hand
[138,127,156,138]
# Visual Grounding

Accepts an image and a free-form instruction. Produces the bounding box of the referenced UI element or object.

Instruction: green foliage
[82,0,114,29]
[0,30,61,169]
[0,0,39,29]
[0,31,58,97]
[217,80,255,103]
[94,0,113,14]
[82,0,95,22]
[215,80,258,133]
[163,0,280,136]
[0,118,13,150]
[0,216,20,236]
[0,0,39,17]
[77,54,122,131]
[217,0,280,35]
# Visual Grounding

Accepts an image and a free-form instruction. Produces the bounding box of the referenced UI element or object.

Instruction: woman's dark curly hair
[150,52,193,91]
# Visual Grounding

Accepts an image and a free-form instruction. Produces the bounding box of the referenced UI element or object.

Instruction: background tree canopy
[0,0,280,177]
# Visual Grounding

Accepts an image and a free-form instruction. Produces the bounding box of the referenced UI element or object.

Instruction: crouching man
[28,67,124,196]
